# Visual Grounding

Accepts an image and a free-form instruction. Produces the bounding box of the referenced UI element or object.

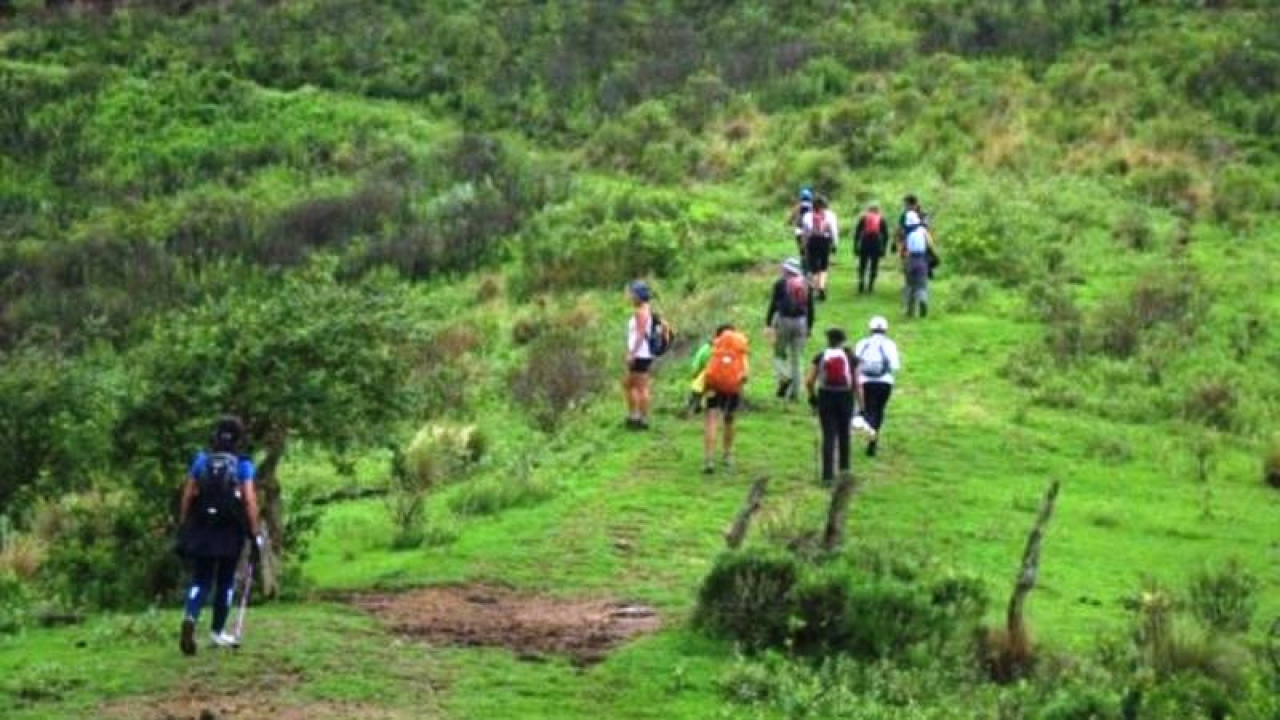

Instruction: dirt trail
[353,584,660,665]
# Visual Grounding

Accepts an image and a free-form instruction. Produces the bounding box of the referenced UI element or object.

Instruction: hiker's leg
[723,409,736,457]
[184,557,216,621]
[857,253,869,292]
[623,373,636,417]
[637,373,651,420]
[703,404,717,461]
[210,557,238,633]
[771,322,789,380]
[818,396,837,481]
[788,321,805,399]
[868,254,880,292]
[836,392,854,475]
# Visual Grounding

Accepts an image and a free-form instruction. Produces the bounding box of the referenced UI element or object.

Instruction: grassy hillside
[2,1,1279,718]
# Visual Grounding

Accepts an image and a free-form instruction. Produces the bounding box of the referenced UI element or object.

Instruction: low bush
[448,459,554,517]
[694,550,800,652]
[1265,444,1280,489]
[1187,558,1258,634]
[1182,380,1239,433]
[510,328,607,432]
[386,424,484,549]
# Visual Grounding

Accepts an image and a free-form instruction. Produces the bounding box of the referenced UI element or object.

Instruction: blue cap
[630,280,652,302]
[799,187,814,202]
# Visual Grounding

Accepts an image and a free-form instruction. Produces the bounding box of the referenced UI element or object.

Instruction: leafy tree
[116,258,417,595]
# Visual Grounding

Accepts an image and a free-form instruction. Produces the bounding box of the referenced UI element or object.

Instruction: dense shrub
[447,458,553,517]
[1182,380,1239,433]
[387,424,485,549]
[695,550,800,652]
[509,328,607,432]
[1187,559,1258,634]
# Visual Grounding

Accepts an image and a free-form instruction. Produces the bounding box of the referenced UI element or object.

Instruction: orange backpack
[704,331,750,395]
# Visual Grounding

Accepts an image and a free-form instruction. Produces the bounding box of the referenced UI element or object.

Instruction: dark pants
[184,556,238,632]
[857,251,882,291]
[818,389,854,481]
[862,382,892,431]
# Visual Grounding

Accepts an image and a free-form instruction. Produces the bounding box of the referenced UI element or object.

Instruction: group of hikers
[621,188,926,484]
[174,187,931,656]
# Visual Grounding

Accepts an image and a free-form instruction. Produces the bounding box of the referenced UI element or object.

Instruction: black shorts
[705,392,741,417]
[805,238,832,272]
[629,358,653,374]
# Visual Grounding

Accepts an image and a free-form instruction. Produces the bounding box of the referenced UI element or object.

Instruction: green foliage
[695,550,801,652]
[510,328,608,433]
[447,458,554,517]
[387,424,484,549]
[1187,558,1259,634]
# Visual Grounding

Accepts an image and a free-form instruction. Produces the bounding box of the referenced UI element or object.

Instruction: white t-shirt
[802,209,840,248]
[627,310,652,360]
[854,334,900,385]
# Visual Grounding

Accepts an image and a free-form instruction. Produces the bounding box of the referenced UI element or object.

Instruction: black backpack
[195,452,244,529]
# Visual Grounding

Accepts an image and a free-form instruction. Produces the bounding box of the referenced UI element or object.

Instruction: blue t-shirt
[189,452,256,485]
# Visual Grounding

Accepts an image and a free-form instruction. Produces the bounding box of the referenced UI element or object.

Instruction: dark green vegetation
[2,1,1279,718]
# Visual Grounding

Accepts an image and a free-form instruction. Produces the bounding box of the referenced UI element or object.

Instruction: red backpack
[862,211,882,236]
[809,210,831,240]
[820,348,853,389]
[782,274,808,315]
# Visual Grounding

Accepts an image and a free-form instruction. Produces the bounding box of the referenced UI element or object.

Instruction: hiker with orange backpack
[804,328,863,485]
[854,202,889,294]
[765,258,815,402]
[701,325,750,474]
[800,195,839,301]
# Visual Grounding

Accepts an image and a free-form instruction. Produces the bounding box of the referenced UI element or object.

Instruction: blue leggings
[184,557,238,633]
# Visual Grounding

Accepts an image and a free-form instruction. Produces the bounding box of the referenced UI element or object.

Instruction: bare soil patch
[352,584,660,664]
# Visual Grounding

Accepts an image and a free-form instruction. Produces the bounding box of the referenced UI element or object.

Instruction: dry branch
[1006,480,1061,647]
[724,476,768,549]
[821,472,856,552]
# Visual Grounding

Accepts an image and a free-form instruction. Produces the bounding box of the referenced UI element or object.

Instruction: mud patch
[352,584,660,664]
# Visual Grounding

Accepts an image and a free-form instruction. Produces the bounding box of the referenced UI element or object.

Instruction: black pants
[818,389,854,481]
[862,382,893,432]
[857,251,882,290]
[185,556,238,632]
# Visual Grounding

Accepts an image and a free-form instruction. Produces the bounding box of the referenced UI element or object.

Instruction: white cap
[869,315,888,332]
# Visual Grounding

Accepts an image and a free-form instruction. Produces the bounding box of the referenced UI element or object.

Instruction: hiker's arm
[242,481,261,538]
[178,477,197,526]
[853,359,865,409]
[804,363,817,397]
[765,284,779,328]
[830,214,840,251]
[806,289,816,331]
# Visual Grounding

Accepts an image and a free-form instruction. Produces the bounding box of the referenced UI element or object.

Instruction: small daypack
[820,348,853,390]
[858,341,892,379]
[809,210,833,241]
[780,275,809,316]
[195,452,243,529]
[862,211,882,237]
[704,331,749,395]
[647,313,674,357]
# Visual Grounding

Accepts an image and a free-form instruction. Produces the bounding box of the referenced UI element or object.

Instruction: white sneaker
[851,415,878,440]
[210,631,240,648]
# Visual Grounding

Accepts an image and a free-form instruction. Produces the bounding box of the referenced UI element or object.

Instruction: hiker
[177,415,262,656]
[853,202,889,294]
[623,280,655,430]
[765,258,815,402]
[788,187,814,254]
[701,325,750,474]
[801,195,839,301]
[805,328,863,484]
[854,316,901,457]
[900,208,934,318]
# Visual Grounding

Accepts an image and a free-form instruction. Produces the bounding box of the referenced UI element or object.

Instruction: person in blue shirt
[176,415,262,655]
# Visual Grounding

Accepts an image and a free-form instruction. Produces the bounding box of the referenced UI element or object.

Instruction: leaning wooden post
[724,477,768,549]
[1006,480,1061,653]
[821,472,856,552]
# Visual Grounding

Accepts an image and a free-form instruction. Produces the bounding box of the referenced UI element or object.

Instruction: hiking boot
[210,631,240,649]
[179,617,196,656]
[635,418,651,431]
[866,440,878,458]
[818,288,827,302]
[721,455,734,473]
[775,379,792,398]
[857,281,865,294]
[919,301,928,318]
[703,460,715,475]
